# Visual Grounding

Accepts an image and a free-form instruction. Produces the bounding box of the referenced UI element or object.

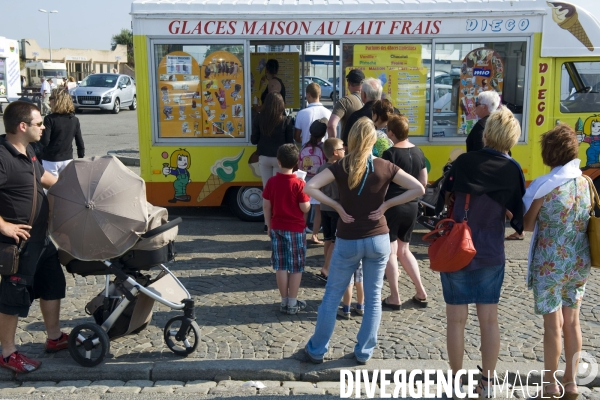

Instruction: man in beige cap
[327,69,364,139]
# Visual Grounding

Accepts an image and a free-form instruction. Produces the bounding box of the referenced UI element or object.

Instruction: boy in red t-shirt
[262,144,311,315]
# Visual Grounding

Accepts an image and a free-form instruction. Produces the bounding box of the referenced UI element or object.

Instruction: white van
[25,61,68,88]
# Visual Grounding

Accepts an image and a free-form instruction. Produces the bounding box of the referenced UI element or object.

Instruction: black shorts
[0,238,66,318]
[321,210,339,242]
[385,202,418,243]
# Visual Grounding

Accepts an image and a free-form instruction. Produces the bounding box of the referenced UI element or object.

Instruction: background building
[20,38,130,81]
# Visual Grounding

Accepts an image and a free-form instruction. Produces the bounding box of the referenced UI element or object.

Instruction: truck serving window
[432,41,527,140]
[560,62,600,114]
[154,44,245,139]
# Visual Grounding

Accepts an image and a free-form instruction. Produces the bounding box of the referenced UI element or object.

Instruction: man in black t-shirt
[0,101,68,373]
[341,78,383,147]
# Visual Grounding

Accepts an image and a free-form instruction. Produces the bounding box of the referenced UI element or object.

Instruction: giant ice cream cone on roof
[197,150,245,203]
[547,2,594,51]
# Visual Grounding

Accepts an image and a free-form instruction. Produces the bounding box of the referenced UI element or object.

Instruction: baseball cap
[346,69,365,84]
[309,117,328,137]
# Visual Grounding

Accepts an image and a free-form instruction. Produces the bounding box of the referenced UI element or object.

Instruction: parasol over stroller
[48,155,149,261]
[47,156,199,367]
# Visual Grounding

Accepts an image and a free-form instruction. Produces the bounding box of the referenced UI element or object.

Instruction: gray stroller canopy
[48,156,149,261]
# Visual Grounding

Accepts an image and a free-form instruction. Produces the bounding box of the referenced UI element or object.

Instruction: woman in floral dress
[524,124,592,400]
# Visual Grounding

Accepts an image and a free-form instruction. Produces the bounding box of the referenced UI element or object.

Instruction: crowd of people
[256,66,594,399]
[0,62,594,400]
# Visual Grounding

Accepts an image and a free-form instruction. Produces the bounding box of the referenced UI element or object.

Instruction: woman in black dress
[381,115,428,310]
[41,88,85,177]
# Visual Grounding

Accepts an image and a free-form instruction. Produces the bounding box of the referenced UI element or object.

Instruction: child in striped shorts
[262,144,311,315]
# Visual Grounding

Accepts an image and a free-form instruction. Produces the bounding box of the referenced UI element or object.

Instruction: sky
[0,0,599,51]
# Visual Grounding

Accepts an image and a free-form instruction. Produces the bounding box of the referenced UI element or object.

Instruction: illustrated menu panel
[157,49,245,138]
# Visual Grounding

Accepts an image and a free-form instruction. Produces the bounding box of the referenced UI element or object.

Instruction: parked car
[72,74,137,114]
[427,68,461,85]
[299,76,339,100]
[427,84,454,113]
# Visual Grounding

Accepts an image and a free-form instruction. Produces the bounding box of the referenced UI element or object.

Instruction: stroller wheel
[164,316,200,356]
[68,323,110,367]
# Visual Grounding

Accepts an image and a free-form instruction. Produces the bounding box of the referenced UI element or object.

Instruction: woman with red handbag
[441,106,525,398]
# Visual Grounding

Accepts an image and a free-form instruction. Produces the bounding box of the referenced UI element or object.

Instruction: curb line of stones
[0,358,597,388]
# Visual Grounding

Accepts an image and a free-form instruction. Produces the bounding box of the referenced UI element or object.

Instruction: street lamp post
[39,9,58,61]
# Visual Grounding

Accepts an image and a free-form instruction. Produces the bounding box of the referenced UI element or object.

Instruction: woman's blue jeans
[306,234,390,362]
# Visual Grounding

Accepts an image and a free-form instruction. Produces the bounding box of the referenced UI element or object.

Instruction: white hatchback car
[72,74,136,114]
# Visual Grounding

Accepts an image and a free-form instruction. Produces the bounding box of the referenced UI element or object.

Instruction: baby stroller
[417,161,453,231]
[47,156,199,367]
[416,147,466,231]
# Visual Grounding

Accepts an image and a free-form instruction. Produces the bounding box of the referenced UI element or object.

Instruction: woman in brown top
[303,117,424,364]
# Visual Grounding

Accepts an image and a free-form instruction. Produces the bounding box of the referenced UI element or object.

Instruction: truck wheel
[228,186,263,222]
[330,91,338,101]
[112,99,120,114]
[129,96,137,110]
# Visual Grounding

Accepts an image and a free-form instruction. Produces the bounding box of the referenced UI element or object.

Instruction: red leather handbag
[422,194,476,273]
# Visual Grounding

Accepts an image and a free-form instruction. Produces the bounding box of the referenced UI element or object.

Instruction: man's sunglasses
[26,121,44,127]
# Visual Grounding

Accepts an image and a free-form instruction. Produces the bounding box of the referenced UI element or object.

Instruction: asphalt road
[77,108,139,159]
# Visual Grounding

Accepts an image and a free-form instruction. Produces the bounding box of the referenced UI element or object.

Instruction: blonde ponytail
[342,117,378,190]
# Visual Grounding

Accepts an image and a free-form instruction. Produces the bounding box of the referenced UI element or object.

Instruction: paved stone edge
[107,150,140,166]
[0,358,597,388]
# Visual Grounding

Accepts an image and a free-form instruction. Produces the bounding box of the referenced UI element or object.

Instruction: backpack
[298,143,325,176]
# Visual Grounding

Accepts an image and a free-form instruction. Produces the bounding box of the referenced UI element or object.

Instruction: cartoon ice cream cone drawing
[547,2,594,51]
[197,150,245,203]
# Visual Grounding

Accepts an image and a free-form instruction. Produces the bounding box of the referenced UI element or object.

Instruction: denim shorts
[349,262,363,285]
[440,264,505,305]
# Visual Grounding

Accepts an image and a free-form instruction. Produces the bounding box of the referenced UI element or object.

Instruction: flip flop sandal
[411,295,428,308]
[314,272,328,282]
[505,232,524,240]
[381,298,401,311]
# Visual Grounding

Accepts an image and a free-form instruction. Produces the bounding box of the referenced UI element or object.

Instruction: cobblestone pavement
[0,379,598,398]
[13,213,600,367]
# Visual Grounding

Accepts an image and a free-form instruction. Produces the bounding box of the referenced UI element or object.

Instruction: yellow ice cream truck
[131,0,600,221]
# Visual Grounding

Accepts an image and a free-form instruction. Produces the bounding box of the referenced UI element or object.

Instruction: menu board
[389,67,428,135]
[353,44,422,68]
[250,52,299,109]
[347,44,427,135]
[344,64,427,135]
[157,50,245,138]
[457,48,504,135]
